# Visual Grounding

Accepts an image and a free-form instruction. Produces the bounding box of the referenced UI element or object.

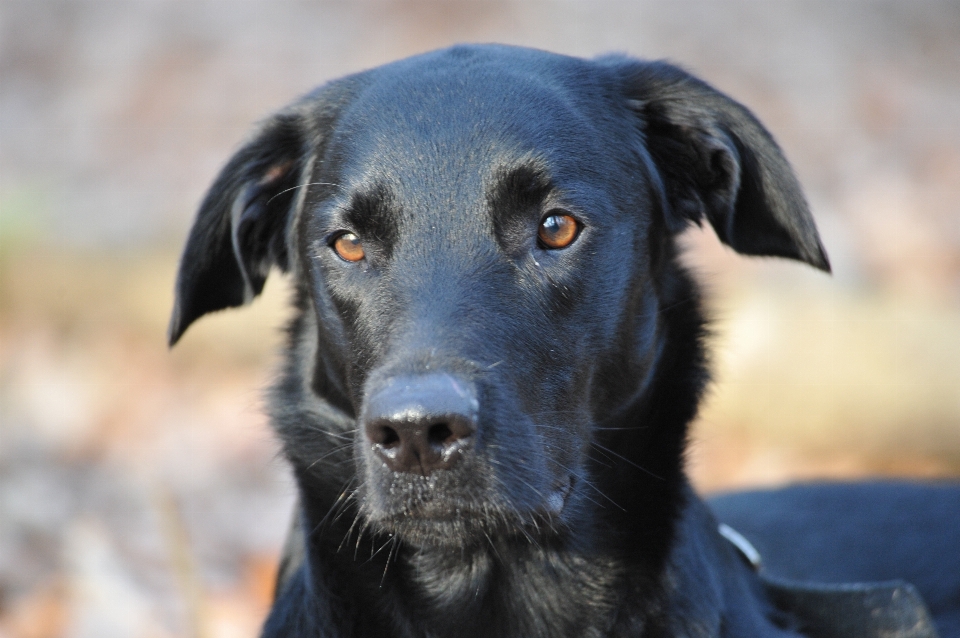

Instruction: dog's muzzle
[361,373,479,476]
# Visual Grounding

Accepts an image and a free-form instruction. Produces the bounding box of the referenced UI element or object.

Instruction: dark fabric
[763,576,940,638]
[709,482,960,637]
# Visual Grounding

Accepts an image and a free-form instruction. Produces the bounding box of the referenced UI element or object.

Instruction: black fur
[170,45,956,637]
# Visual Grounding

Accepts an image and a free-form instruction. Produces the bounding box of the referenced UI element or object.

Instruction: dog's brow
[488,163,553,208]
[342,184,400,249]
[488,162,555,248]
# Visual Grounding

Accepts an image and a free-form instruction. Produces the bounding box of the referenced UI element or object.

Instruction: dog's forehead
[328,47,618,201]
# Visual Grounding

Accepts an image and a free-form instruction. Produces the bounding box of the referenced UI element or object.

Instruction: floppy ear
[168,110,314,346]
[622,61,830,271]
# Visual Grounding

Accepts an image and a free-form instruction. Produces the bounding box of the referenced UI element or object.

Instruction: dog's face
[169,45,828,550]
[302,54,665,545]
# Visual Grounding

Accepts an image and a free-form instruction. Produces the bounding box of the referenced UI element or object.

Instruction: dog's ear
[168,110,315,346]
[622,61,830,271]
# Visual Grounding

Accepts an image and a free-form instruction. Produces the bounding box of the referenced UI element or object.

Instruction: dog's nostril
[373,425,401,448]
[428,422,454,446]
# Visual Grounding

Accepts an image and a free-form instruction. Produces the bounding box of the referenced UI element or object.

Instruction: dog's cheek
[595,288,664,416]
[571,214,664,420]
[474,384,561,510]
[309,262,387,407]
[496,274,606,495]
[299,262,360,413]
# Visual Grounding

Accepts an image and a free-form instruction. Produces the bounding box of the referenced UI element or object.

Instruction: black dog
[169,45,958,637]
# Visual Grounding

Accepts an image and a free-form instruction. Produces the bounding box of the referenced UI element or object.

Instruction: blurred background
[1,1,958,636]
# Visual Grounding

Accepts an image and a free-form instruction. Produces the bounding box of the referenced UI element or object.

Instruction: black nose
[362,373,478,475]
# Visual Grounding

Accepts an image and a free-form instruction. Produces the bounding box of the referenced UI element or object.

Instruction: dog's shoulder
[657,489,805,637]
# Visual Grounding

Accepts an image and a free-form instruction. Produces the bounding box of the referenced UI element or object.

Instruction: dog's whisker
[633,296,697,320]
[532,423,565,431]
[481,530,502,564]
[265,181,342,205]
[304,444,353,471]
[530,410,584,418]
[338,509,365,555]
[310,480,358,537]
[589,442,664,481]
[378,536,401,588]
[354,519,371,562]
[515,476,546,500]
[368,533,395,563]
[331,488,361,529]
[303,425,356,441]
[544,459,623,512]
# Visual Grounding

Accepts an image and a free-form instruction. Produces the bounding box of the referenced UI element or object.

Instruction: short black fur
[170,45,957,638]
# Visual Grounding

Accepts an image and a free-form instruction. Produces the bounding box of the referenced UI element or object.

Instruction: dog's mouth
[367,473,576,547]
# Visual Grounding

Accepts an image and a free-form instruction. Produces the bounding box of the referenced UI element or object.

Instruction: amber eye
[537,212,580,249]
[332,232,365,262]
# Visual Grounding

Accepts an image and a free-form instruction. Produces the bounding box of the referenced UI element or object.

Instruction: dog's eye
[332,232,365,262]
[537,212,580,250]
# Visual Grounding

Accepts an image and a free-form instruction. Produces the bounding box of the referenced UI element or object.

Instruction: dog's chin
[367,477,576,549]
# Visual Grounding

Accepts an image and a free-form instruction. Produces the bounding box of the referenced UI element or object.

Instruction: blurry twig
[155,488,210,638]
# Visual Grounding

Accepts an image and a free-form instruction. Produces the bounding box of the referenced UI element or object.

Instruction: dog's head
[170,45,827,550]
